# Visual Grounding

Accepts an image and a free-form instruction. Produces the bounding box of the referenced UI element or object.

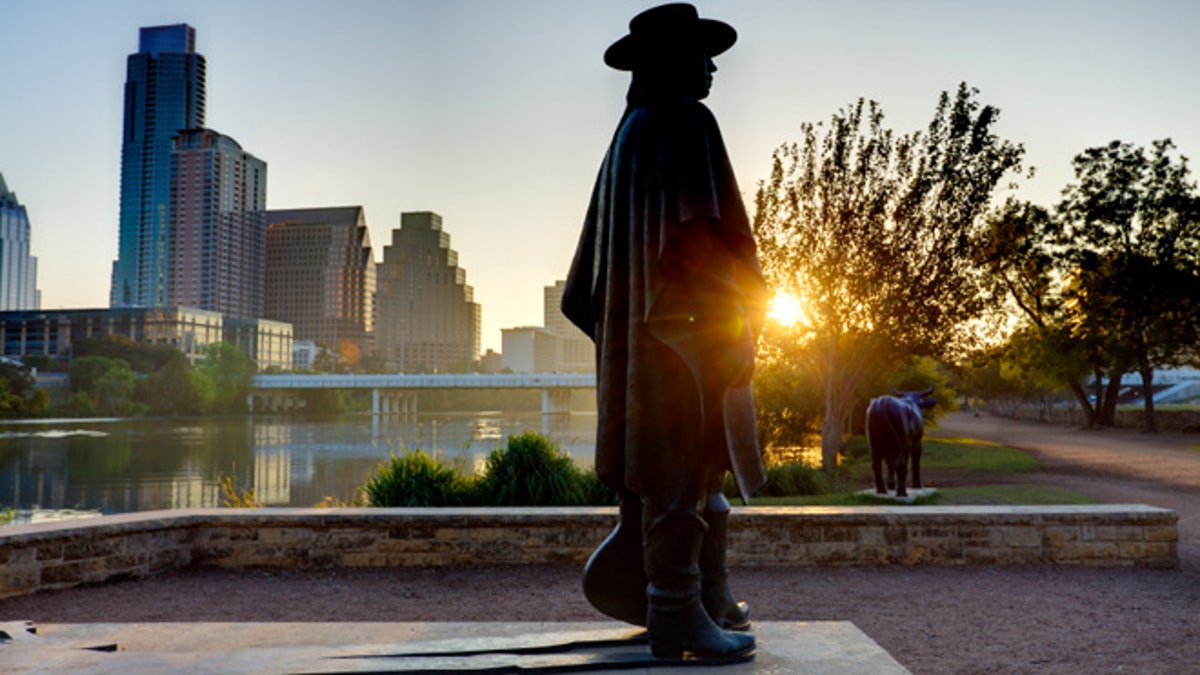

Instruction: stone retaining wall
[0,505,1178,599]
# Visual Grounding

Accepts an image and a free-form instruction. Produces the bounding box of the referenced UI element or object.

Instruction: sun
[767,292,808,327]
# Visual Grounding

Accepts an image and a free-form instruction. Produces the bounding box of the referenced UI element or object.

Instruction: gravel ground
[2,413,1198,674]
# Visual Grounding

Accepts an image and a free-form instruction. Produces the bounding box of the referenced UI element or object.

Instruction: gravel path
[2,413,1197,673]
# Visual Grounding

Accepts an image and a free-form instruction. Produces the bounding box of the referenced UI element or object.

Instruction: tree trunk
[1066,380,1096,427]
[820,413,842,471]
[1096,373,1123,427]
[1139,367,1157,433]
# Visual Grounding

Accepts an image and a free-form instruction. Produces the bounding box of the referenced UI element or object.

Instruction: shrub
[361,449,473,507]
[726,460,834,499]
[476,431,590,506]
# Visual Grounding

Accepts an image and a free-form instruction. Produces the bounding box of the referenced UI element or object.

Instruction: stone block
[991,526,1041,549]
[257,527,314,545]
[40,560,98,587]
[1063,541,1119,561]
[1144,525,1178,542]
[1097,526,1143,541]
[36,543,63,562]
[857,526,885,546]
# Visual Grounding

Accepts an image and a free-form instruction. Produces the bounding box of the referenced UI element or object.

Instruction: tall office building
[0,174,40,311]
[544,280,593,372]
[167,129,266,318]
[111,24,205,308]
[263,207,375,364]
[376,211,480,372]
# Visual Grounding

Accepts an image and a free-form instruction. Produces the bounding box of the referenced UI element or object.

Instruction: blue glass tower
[110,24,205,307]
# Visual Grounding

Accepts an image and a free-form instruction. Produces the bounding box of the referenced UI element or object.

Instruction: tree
[194,342,256,413]
[136,354,203,415]
[1057,139,1200,432]
[0,362,49,417]
[72,335,181,373]
[754,83,1024,467]
[978,200,1110,425]
[69,356,134,414]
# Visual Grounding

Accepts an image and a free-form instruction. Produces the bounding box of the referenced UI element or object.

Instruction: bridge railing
[252,372,596,390]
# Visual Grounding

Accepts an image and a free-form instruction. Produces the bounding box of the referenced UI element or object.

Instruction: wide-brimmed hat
[604,3,737,71]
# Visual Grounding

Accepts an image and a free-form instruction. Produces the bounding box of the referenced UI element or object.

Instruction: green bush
[725,460,835,500]
[477,431,591,506]
[361,449,473,507]
[760,461,833,496]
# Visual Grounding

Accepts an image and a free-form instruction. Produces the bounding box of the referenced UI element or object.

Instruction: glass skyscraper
[110,24,205,308]
[0,173,40,311]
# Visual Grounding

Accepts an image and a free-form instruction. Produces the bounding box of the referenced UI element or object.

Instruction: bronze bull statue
[865,387,935,497]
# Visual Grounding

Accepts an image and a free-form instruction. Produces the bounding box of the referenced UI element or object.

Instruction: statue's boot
[643,506,755,661]
[582,490,648,626]
[700,493,752,630]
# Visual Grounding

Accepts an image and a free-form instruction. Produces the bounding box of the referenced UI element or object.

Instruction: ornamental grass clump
[477,431,591,506]
[361,449,473,507]
[760,461,833,497]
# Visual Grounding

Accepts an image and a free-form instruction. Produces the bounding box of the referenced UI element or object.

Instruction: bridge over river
[251,373,597,415]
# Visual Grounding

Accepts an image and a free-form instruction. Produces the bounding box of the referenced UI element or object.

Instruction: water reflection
[0,412,598,518]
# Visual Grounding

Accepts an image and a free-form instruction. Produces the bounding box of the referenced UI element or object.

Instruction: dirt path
[2,413,1197,673]
[933,412,1200,572]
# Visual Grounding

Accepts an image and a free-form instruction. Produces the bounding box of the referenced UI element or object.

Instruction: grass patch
[920,437,1040,472]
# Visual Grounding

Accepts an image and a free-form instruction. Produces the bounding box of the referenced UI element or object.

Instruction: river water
[0,412,598,522]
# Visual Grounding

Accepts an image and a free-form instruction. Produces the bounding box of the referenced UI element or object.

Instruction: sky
[2,0,1198,353]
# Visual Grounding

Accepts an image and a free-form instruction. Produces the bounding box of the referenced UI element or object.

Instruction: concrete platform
[1,621,910,673]
[855,487,938,504]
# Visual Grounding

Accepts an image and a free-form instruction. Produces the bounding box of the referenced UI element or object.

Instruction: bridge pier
[372,390,417,418]
[541,388,571,415]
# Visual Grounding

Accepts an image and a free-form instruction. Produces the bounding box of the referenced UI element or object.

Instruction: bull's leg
[872,454,887,494]
[911,446,923,489]
[894,460,908,498]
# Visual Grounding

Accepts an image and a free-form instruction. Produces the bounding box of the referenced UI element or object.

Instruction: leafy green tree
[194,342,256,414]
[753,83,1024,467]
[69,356,134,414]
[0,362,49,417]
[1057,139,1200,431]
[72,335,181,374]
[136,354,203,415]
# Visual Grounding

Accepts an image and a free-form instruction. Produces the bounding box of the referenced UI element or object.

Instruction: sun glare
[768,292,807,327]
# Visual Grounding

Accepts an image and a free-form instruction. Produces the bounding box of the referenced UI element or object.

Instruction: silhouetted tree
[1056,139,1200,431]
[754,83,1024,467]
[978,200,1107,424]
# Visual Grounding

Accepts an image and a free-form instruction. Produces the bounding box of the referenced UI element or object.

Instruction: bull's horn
[920,385,935,396]
[890,386,901,396]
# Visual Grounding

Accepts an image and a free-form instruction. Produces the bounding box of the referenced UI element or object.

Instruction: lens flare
[768,292,807,327]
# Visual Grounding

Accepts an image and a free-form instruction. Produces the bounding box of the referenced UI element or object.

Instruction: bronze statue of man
[561,3,768,662]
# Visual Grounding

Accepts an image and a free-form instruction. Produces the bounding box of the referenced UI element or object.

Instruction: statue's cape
[562,100,767,501]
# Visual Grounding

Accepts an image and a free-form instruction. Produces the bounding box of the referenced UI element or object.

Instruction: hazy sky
[2,0,1198,353]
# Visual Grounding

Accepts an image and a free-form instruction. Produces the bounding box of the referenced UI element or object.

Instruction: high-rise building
[167,129,266,319]
[544,280,593,372]
[111,24,206,308]
[0,173,40,311]
[376,211,480,373]
[263,207,375,365]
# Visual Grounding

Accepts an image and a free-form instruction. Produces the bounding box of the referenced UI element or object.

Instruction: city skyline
[3,0,1199,353]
